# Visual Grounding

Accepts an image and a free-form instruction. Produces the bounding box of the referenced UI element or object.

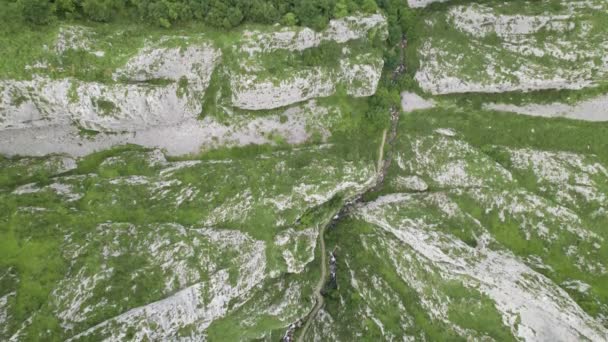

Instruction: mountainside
[0,14,386,156]
[1,0,608,341]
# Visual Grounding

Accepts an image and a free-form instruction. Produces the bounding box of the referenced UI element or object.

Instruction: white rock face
[434,128,456,137]
[1,15,385,156]
[1,79,193,132]
[449,5,573,39]
[274,228,318,273]
[485,94,608,122]
[13,181,83,201]
[65,226,267,341]
[0,43,220,132]
[232,57,383,110]
[357,195,608,342]
[400,92,435,112]
[231,14,386,110]
[0,100,333,157]
[392,175,428,192]
[0,292,15,336]
[113,43,218,89]
[400,134,606,246]
[415,3,608,94]
[240,14,387,55]
[0,154,77,179]
[401,134,514,189]
[407,0,448,8]
[54,26,103,56]
[505,147,608,211]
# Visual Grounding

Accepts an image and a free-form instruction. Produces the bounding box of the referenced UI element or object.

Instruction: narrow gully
[285,36,407,342]
[285,105,401,342]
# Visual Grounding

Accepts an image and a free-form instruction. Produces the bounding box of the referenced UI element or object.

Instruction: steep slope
[3,1,608,341]
[0,142,379,340]
[413,0,608,94]
[311,107,608,341]
[0,14,386,157]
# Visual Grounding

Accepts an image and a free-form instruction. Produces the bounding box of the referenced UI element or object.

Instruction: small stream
[284,105,401,342]
[284,36,407,342]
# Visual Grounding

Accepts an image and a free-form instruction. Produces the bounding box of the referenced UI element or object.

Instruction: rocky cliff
[0,14,386,157]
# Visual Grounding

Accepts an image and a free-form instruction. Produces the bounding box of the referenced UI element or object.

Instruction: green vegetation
[0,134,379,339]
[93,98,118,116]
[406,0,608,99]
[438,82,608,108]
[384,106,608,322]
[402,107,608,165]
[2,0,608,340]
[321,218,516,340]
[0,155,72,189]
[1,0,379,29]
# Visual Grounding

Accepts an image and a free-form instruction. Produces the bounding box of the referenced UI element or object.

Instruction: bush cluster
[6,0,379,29]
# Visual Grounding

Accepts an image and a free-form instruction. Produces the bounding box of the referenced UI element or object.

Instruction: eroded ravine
[285,104,401,342]
[285,33,407,341]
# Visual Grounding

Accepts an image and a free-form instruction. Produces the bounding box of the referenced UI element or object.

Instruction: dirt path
[377,129,388,172]
[295,222,327,342]
[287,36,407,342]
[292,108,399,342]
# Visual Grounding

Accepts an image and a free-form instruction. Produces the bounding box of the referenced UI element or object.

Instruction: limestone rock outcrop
[0,43,220,132]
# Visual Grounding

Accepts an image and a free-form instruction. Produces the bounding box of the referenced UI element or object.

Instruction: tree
[248,0,279,24]
[281,12,296,26]
[294,0,335,30]
[20,0,55,24]
[362,0,377,13]
[82,0,124,22]
[365,86,399,129]
[13,0,377,29]
[334,0,348,18]
[226,6,244,28]
[55,0,77,18]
